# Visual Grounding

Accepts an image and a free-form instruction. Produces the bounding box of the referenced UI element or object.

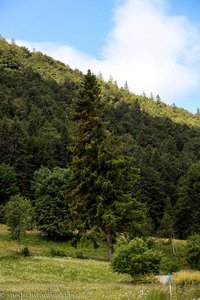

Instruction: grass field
[0,224,108,260]
[0,224,200,300]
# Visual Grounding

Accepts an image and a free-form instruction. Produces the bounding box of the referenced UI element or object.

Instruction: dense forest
[1,37,200,248]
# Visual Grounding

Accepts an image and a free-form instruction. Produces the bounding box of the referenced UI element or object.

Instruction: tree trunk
[17,236,21,253]
[108,245,113,262]
[171,238,177,256]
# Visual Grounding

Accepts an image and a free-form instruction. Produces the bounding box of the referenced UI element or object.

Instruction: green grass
[0,256,200,300]
[0,224,108,260]
[0,224,200,300]
[0,255,166,300]
[156,239,188,273]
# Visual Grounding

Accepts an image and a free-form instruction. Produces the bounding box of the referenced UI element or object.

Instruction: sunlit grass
[1,256,200,299]
[0,255,166,300]
[0,223,108,259]
[173,270,200,285]
[1,224,200,299]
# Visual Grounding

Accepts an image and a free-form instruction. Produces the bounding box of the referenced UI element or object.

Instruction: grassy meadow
[0,224,200,299]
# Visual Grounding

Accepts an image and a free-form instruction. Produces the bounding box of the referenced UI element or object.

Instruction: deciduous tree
[4,194,33,252]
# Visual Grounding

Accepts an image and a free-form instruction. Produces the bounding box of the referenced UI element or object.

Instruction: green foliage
[0,163,19,222]
[111,238,162,277]
[21,246,30,257]
[0,39,75,196]
[175,162,200,238]
[159,256,180,273]
[68,70,146,260]
[32,167,72,238]
[1,38,200,240]
[0,118,32,195]
[158,197,175,239]
[4,195,33,250]
[186,234,200,270]
[0,163,18,203]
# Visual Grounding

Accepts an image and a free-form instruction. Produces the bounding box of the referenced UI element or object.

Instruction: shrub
[186,234,200,270]
[111,238,162,277]
[159,256,180,273]
[21,246,30,257]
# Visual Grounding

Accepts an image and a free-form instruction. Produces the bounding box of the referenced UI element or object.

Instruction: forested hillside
[1,37,200,241]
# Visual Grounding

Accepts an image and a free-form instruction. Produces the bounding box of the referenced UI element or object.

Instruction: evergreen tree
[158,197,175,239]
[68,70,145,260]
[123,81,129,92]
[175,161,200,238]
[0,163,18,204]
[0,163,19,222]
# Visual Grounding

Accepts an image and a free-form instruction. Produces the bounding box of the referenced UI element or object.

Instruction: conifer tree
[175,161,200,238]
[158,197,175,239]
[68,70,145,260]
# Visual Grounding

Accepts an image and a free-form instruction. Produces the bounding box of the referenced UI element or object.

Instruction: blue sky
[0,0,115,57]
[1,0,200,113]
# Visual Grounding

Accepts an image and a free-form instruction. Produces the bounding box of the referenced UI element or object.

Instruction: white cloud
[16,0,200,104]
[16,40,99,70]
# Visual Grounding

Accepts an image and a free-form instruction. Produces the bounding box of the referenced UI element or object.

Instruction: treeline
[1,38,200,246]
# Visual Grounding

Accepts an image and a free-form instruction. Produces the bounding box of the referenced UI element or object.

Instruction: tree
[157,197,177,255]
[136,165,167,233]
[0,118,32,195]
[123,81,129,92]
[32,124,62,168]
[158,197,175,240]
[0,163,18,204]
[4,195,33,252]
[111,238,161,278]
[186,234,200,270]
[32,167,72,238]
[156,94,161,103]
[68,70,145,260]
[175,161,200,238]
[0,163,19,222]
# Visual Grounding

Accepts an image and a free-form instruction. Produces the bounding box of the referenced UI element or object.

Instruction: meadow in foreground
[0,224,200,300]
[1,256,200,300]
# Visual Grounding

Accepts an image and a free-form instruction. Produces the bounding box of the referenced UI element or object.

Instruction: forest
[1,37,200,252]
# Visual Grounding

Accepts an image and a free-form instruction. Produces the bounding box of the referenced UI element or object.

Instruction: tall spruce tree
[68,70,145,260]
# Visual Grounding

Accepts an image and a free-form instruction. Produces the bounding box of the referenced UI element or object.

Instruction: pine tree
[68,70,145,260]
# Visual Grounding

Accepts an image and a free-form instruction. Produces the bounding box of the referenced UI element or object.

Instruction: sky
[1,0,200,113]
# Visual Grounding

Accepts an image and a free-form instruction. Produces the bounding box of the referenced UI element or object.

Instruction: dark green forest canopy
[1,37,200,238]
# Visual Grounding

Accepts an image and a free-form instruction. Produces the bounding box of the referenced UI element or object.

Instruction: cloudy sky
[1,0,200,113]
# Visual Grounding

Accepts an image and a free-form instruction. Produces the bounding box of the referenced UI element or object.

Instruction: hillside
[1,37,200,238]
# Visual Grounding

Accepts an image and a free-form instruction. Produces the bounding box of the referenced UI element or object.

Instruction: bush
[186,234,200,270]
[111,238,162,277]
[159,256,180,273]
[21,246,30,257]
